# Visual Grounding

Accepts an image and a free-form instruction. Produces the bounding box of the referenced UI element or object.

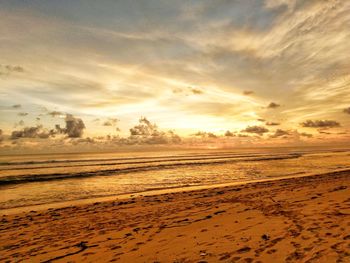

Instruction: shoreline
[1,168,349,215]
[2,145,349,157]
[1,169,349,262]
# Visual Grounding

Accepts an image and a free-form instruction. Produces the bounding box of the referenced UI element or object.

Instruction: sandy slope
[0,170,349,263]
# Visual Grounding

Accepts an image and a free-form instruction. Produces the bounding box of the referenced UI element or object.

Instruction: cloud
[129,117,156,136]
[241,125,269,135]
[344,107,350,114]
[243,90,254,95]
[14,120,25,127]
[172,88,183,94]
[1,1,350,150]
[126,117,181,144]
[318,130,331,135]
[4,65,24,72]
[102,121,113,126]
[193,131,218,138]
[267,102,280,109]
[301,120,340,128]
[238,134,250,138]
[0,64,24,76]
[257,118,266,122]
[224,130,235,137]
[57,114,86,138]
[12,104,21,109]
[102,118,119,127]
[191,88,203,95]
[0,129,3,143]
[65,115,85,138]
[10,125,55,139]
[48,111,64,117]
[172,87,204,96]
[266,121,280,126]
[18,112,28,116]
[299,132,313,138]
[270,129,290,138]
[6,116,181,146]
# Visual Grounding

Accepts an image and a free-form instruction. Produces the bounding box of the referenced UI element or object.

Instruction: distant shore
[1,170,349,262]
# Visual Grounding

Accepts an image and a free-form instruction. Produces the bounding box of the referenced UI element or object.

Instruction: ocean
[0,147,349,211]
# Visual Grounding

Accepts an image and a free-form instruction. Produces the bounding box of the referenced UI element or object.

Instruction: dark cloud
[10,125,56,140]
[266,121,280,126]
[267,102,280,109]
[270,129,290,138]
[206,132,217,138]
[0,129,3,143]
[102,121,113,126]
[257,118,265,122]
[318,130,331,135]
[337,132,347,135]
[243,90,254,95]
[5,65,24,72]
[56,114,86,138]
[299,132,313,138]
[241,125,269,135]
[12,104,21,109]
[224,130,235,137]
[18,112,28,116]
[48,111,64,117]
[191,88,203,95]
[65,114,85,138]
[193,131,217,138]
[193,131,206,137]
[301,120,340,128]
[127,117,181,145]
[343,107,350,114]
[130,117,156,136]
[7,115,179,145]
[102,118,119,127]
[0,64,24,76]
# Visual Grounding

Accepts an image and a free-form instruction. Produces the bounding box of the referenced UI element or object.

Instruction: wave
[0,151,268,166]
[0,153,290,171]
[2,148,347,167]
[0,153,302,186]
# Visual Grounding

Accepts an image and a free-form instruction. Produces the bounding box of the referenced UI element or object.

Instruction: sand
[0,170,349,263]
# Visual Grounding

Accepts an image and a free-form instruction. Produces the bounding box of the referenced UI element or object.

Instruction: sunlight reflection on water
[0,147,349,209]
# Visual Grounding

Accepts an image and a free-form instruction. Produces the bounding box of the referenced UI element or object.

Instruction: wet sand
[0,170,349,262]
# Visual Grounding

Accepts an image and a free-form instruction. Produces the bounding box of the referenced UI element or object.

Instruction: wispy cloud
[0,0,349,152]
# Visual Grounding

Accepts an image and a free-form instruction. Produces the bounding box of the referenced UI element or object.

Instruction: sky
[0,0,350,153]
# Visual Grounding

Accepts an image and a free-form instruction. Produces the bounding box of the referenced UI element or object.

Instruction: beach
[1,149,349,210]
[2,1,350,262]
[1,170,349,263]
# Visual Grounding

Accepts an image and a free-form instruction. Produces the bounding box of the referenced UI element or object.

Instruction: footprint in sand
[267,249,277,254]
[236,246,251,254]
[219,252,231,260]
